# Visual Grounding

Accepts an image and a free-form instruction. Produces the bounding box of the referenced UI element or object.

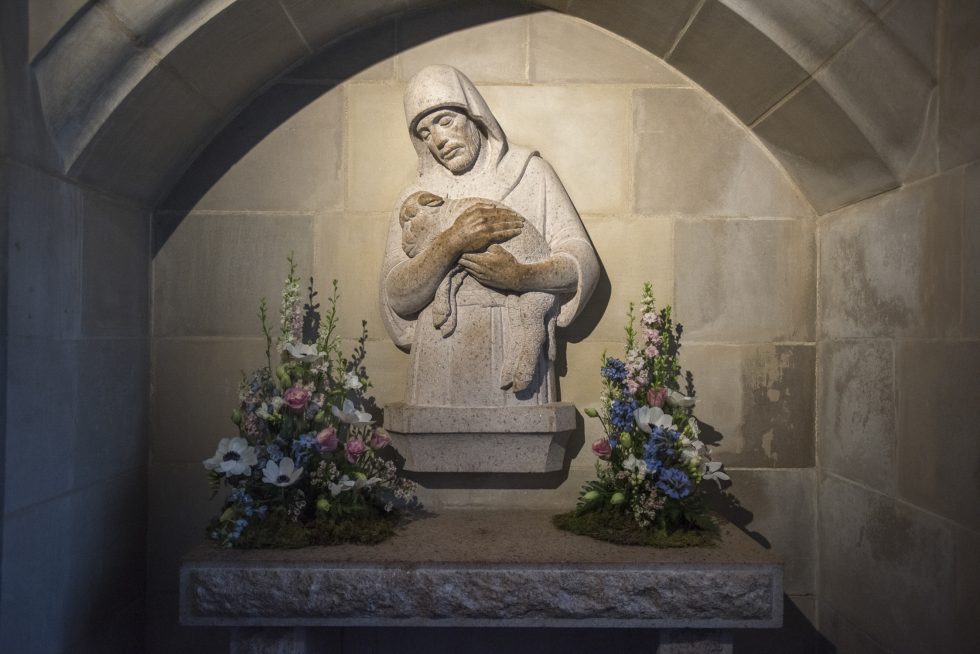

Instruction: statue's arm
[459,158,594,298]
[386,202,524,317]
[458,246,577,294]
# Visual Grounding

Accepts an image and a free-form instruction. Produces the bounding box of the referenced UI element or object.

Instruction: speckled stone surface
[385,402,576,473]
[180,510,782,629]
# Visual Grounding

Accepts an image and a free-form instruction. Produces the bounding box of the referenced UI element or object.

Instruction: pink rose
[316,427,338,452]
[592,438,612,460]
[647,387,668,408]
[369,428,391,450]
[282,386,310,411]
[345,438,367,463]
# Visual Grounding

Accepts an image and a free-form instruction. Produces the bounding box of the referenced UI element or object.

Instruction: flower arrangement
[203,257,417,548]
[555,283,728,546]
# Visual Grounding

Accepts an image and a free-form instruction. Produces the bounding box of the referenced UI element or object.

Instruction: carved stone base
[384,402,576,473]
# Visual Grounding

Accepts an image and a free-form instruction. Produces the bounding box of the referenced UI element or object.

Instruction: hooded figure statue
[380,65,599,407]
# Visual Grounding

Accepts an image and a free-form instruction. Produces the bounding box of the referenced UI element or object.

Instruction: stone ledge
[180,510,782,630]
[385,403,577,473]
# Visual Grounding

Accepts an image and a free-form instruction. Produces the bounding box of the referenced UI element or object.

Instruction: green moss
[311,512,399,545]
[222,508,402,549]
[233,511,312,549]
[552,509,718,548]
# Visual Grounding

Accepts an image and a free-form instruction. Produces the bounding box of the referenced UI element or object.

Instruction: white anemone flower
[331,399,373,425]
[203,437,258,476]
[665,389,696,409]
[343,371,363,390]
[634,405,676,433]
[702,461,731,487]
[283,342,322,362]
[262,457,303,487]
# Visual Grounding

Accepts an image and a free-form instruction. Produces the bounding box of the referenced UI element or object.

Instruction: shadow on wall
[154,2,541,254]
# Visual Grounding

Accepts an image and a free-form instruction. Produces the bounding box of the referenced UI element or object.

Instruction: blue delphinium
[601,358,628,383]
[642,426,680,471]
[265,443,284,464]
[610,398,638,432]
[291,432,317,466]
[656,468,692,499]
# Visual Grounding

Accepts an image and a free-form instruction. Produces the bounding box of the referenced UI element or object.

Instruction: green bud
[582,490,600,502]
[219,507,237,522]
[610,492,626,505]
[313,410,326,424]
[354,472,367,481]
[316,498,331,512]
[583,407,599,418]
[231,409,243,426]
[620,433,633,449]
[276,364,290,380]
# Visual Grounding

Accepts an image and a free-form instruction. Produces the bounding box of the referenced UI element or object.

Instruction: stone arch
[29,0,943,214]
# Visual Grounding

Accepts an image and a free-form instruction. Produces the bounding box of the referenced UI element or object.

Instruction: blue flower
[656,467,692,499]
[642,426,682,473]
[601,358,627,383]
[265,444,284,463]
[291,433,317,465]
[610,398,638,431]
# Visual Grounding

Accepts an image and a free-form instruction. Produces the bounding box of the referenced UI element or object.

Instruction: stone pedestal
[181,510,781,653]
[384,402,576,472]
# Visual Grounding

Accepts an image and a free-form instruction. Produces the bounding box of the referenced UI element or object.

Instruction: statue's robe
[380,152,598,407]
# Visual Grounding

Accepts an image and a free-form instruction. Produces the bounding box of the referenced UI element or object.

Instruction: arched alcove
[2,1,977,653]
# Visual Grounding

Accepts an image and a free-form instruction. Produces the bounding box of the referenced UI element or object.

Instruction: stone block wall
[1,4,150,653]
[153,9,818,652]
[814,1,980,651]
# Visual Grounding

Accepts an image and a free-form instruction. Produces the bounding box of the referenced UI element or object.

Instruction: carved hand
[445,202,523,256]
[459,245,528,292]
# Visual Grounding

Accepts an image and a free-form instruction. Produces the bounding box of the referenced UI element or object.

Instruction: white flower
[328,475,355,496]
[623,454,647,479]
[702,460,730,487]
[262,457,303,487]
[666,389,696,409]
[343,371,363,390]
[203,437,258,476]
[331,399,373,425]
[283,342,322,362]
[634,405,676,433]
[271,396,284,411]
[328,474,383,497]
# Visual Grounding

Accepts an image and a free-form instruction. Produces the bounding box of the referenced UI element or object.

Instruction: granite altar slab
[180,510,782,630]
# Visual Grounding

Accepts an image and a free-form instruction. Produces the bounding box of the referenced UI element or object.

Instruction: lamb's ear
[418,191,444,207]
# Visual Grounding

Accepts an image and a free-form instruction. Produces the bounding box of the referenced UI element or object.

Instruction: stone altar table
[180,510,782,653]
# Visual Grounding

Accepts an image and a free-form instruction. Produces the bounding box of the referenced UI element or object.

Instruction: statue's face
[415,108,482,174]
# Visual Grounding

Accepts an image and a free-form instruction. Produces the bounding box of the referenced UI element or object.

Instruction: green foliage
[552,508,718,548]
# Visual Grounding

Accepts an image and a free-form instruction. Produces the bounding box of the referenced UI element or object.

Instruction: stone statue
[380,65,599,472]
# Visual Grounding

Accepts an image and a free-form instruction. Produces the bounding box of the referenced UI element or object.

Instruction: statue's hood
[403,65,534,201]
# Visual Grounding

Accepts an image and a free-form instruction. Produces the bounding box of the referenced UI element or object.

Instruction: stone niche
[157,12,814,652]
